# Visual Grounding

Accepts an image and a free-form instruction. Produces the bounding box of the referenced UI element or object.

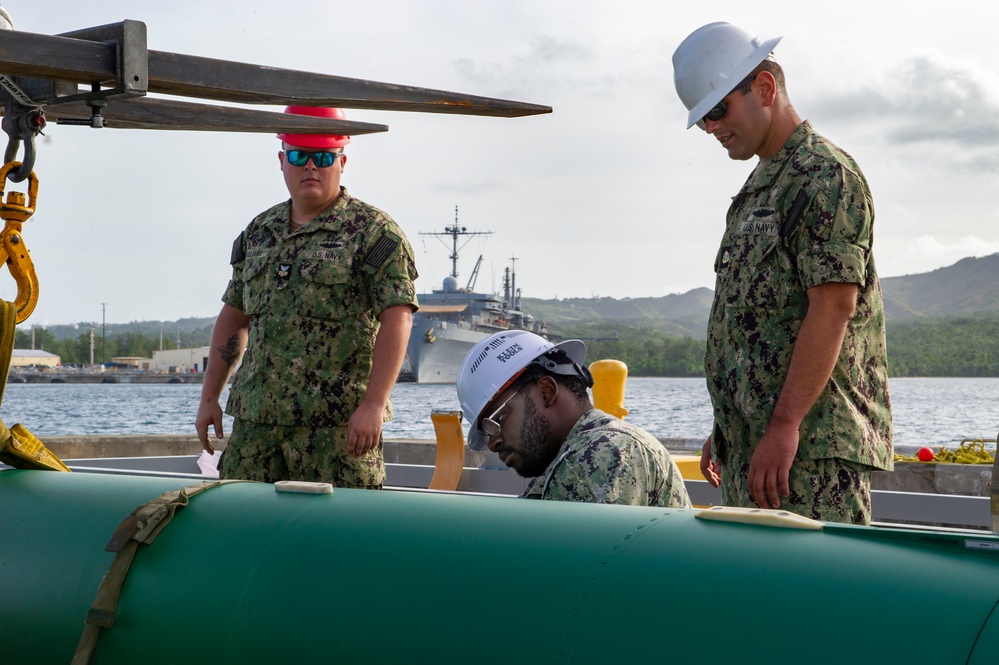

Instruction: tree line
[884,312,999,377]
[555,312,999,378]
[13,326,213,366]
[554,321,705,377]
[14,311,999,376]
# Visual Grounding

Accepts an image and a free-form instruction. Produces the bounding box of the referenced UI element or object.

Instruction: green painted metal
[2,468,998,664]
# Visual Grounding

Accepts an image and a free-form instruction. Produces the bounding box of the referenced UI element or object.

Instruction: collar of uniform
[521,408,612,500]
[270,186,354,235]
[543,408,610,474]
[305,186,354,232]
[745,120,813,193]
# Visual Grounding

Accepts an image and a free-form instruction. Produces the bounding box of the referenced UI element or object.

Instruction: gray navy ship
[405,210,548,384]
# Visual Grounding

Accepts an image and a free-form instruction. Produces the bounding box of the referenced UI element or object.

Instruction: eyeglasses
[481,390,519,438]
[701,73,756,125]
[284,149,342,168]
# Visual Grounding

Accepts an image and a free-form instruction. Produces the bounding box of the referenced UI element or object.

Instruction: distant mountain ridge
[521,287,714,338]
[880,254,999,320]
[29,254,999,341]
[525,253,999,337]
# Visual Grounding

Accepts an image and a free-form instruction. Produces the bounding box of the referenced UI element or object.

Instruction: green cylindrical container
[2,469,998,664]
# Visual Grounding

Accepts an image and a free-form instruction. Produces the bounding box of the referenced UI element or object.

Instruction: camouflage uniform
[705,121,892,524]
[522,408,692,508]
[220,187,418,487]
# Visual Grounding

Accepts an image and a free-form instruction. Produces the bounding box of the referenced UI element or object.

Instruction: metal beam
[0,25,552,118]
[144,50,551,117]
[0,28,115,84]
[45,96,389,134]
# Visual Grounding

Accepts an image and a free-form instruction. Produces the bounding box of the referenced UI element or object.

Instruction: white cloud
[880,236,999,278]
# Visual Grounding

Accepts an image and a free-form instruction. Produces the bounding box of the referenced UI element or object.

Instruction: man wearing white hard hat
[457,331,690,507]
[196,107,418,489]
[672,23,892,524]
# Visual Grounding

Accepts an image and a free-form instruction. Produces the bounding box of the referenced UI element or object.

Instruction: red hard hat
[276,106,351,149]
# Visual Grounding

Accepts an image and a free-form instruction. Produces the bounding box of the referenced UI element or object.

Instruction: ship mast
[419,205,492,281]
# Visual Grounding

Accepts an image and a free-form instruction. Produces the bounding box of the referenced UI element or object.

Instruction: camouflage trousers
[220,419,385,489]
[719,445,873,525]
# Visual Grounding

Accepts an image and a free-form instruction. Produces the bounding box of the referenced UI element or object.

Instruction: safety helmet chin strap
[530,353,594,389]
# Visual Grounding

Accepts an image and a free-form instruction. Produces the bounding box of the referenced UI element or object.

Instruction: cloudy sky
[4,0,999,326]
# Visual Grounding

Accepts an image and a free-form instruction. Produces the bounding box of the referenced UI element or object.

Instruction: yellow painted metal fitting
[589,358,630,418]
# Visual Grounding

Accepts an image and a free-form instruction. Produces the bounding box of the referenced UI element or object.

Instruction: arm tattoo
[218,335,242,367]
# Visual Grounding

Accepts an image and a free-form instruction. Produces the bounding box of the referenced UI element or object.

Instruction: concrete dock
[35,434,995,498]
[8,371,205,384]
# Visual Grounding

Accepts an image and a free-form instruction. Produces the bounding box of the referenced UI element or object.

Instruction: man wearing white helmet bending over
[457,331,690,507]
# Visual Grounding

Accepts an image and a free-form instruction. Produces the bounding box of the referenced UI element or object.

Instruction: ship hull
[407,316,488,383]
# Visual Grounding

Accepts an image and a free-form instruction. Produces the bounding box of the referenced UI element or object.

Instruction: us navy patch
[309,250,344,261]
[736,215,780,236]
[276,263,292,279]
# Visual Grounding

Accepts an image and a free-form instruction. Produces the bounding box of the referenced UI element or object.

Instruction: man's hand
[700,434,721,487]
[347,400,384,456]
[195,399,225,454]
[747,422,799,509]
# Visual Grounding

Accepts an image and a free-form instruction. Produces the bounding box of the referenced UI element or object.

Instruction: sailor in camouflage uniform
[672,24,892,524]
[457,331,690,508]
[196,107,418,488]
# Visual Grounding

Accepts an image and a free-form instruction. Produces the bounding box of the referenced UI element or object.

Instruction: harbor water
[0,377,997,447]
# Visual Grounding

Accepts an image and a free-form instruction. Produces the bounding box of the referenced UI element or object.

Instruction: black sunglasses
[701,73,757,124]
[285,149,342,168]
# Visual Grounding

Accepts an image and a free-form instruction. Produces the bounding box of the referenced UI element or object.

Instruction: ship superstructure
[405,209,547,383]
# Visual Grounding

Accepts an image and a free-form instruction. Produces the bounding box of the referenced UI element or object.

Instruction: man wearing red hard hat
[196,106,419,489]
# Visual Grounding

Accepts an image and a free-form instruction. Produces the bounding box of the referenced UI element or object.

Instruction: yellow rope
[894,439,996,464]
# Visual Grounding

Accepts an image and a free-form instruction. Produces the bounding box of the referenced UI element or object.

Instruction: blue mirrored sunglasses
[285,149,341,168]
[701,73,757,125]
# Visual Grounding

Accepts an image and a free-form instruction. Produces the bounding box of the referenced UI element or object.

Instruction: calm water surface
[1,377,996,446]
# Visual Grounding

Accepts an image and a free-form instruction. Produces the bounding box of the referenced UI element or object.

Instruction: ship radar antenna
[419,205,492,280]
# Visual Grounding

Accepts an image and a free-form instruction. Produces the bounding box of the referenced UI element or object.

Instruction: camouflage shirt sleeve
[786,140,875,291]
[361,219,419,317]
[222,228,252,312]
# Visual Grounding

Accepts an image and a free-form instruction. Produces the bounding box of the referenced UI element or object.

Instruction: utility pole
[101,303,107,365]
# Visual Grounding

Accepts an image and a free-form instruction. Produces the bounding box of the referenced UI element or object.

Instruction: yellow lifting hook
[0,161,39,323]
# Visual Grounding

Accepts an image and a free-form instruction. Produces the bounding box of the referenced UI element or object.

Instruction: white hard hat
[457,330,586,451]
[672,22,781,129]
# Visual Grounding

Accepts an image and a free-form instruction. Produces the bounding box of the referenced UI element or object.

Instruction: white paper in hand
[198,450,222,478]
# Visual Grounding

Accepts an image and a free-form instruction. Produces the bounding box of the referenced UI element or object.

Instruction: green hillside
[522,288,714,338]
[15,254,999,376]
[880,254,999,320]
